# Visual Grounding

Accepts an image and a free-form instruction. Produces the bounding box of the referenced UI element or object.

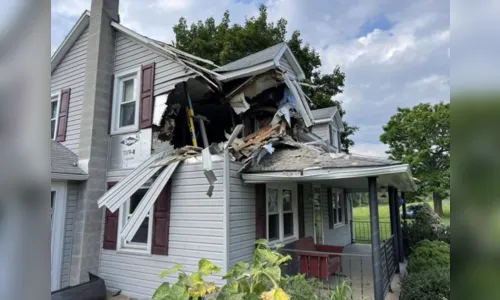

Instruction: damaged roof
[51,141,87,180]
[244,145,400,173]
[214,43,286,72]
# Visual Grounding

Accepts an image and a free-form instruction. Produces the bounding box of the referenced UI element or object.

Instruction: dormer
[311,106,345,152]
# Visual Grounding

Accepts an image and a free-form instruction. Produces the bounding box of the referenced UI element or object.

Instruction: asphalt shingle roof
[245,145,400,173]
[51,141,86,176]
[311,106,338,121]
[214,42,286,72]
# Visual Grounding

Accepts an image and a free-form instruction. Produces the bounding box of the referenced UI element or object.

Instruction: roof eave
[242,164,417,191]
[217,61,276,82]
[51,10,90,73]
[51,172,88,181]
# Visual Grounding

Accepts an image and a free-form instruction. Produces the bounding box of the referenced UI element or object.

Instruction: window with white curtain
[266,184,298,243]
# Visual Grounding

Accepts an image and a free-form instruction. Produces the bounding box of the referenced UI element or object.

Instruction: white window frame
[51,92,61,140]
[266,183,299,245]
[330,188,345,228]
[330,125,339,149]
[116,187,153,254]
[110,67,141,135]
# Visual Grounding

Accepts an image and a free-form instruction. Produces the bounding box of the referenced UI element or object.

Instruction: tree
[380,103,450,216]
[172,5,358,152]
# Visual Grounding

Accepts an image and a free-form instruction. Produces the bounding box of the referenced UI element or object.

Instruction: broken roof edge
[241,163,417,191]
[273,43,306,81]
[51,10,90,73]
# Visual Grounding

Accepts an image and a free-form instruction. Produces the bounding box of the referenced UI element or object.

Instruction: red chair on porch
[295,236,344,279]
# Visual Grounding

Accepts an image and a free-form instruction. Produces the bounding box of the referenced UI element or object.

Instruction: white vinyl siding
[311,123,330,142]
[50,27,89,154]
[98,161,225,299]
[60,182,78,288]
[279,56,297,78]
[228,162,256,268]
[114,31,195,96]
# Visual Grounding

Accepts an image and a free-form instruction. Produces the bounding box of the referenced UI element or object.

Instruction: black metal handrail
[351,220,392,243]
[380,235,397,297]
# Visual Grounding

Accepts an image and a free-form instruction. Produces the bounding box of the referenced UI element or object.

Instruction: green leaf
[158,264,183,279]
[222,261,249,279]
[169,284,190,300]
[152,282,170,300]
[198,258,222,276]
[263,266,282,284]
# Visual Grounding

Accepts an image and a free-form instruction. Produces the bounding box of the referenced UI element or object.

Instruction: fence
[351,220,392,243]
[380,235,398,297]
[279,247,373,299]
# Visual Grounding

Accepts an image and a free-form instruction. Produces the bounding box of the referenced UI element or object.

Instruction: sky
[51,0,451,157]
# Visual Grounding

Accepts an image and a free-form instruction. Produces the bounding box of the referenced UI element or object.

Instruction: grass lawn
[352,201,450,243]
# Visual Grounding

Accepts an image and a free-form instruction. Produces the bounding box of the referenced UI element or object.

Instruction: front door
[312,185,324,244]
[51,182,67,291]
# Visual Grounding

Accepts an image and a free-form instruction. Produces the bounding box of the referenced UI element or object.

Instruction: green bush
[407,240,450,273]
[281,274,324,300]
[403,203,449,255]
[400,267,450,300]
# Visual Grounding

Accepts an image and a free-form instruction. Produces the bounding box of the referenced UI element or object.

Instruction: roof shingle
[214,42,286,72]
[51,141,86,176]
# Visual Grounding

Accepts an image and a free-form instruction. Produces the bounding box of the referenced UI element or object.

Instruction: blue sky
[51,0,451,157]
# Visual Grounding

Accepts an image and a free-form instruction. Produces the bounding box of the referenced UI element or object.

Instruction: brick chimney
[72,0,119,285]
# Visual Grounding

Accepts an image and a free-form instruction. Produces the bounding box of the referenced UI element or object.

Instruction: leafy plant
[400,267,450,300]
[217,239,291,299]
[407,240,450,273]
[403,203,449,255]
[281,274,325,300]
[152,259,221,300]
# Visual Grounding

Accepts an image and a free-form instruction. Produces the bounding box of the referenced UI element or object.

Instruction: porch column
[368,176,384,300]
[395,189,404,262]
[388,186,400,273]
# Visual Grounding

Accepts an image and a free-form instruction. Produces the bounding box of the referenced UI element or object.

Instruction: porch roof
[241,147,417,191]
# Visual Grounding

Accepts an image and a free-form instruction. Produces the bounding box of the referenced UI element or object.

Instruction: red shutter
[255,184,267,239]
[103,182,119,250]
[56,88,70,142]
[298,184,305,238]
[140,63,155,129]
[152,180,172,255]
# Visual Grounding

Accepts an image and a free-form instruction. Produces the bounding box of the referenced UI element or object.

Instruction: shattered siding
[60,182,78,288]
[114,31,195,96]
[50,27,89,154]
[98,162,225,299]
[228,162,256,268]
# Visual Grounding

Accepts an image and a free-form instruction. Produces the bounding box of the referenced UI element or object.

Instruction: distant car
[402,203,425,219]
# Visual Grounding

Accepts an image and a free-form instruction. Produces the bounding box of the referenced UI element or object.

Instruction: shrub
[281,274,325,300]
[403,203,449,255]
[400,267,450,300]
[407,240,450,273]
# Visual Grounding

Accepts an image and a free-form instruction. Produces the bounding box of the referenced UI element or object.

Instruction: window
[51,94,60,139]
[329,189,344,228]
[111,67,141,134]
[267,184,298,243]
[330,126,339,149]
[117,188,153,252]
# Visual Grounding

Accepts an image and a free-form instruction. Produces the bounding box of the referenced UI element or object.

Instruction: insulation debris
[229,92,250,114]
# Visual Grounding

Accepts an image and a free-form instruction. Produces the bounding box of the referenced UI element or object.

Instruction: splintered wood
[229,124,280,160]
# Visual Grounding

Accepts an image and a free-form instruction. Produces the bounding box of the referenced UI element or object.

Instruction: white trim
[110,67,141,135]
[312,184,324,244]
[219,61,275,82]
[242,164,417,191]
[51,92,61,140]
[51,181,67,291]
[117,187,154,254]
[273,44,305,81]
[51,11,90,73]
[265,183,299,245]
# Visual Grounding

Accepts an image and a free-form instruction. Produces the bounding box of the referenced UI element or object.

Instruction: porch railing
[279,247,372,299]
[351,220,392,243]
[380,235,398,297]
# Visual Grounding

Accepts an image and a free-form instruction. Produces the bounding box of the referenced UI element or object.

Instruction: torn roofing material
[243,146,401,173]
[51,141,87,180]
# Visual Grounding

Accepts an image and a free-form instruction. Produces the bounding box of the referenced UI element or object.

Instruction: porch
[242,149,415,300]
[280,240,404,300]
